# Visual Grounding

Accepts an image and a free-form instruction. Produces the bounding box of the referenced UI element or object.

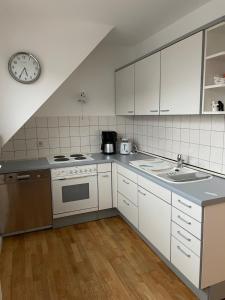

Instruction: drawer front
[138,175,171,204]
[172,222,201,256]
[171,236,200,287]
[172,207,202,239]
[117,164,137,183]
[118,174,138,206]
[118,192,138,228]
[172,193,202,222]
[97,163,111,173]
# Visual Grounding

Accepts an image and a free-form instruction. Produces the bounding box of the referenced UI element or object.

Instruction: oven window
[62,183,89,202]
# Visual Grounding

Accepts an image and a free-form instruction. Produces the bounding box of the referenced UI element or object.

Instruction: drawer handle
[177,231,191,242]
[150,110,158,113]
[123,199,130,206]
[138,190,146,196]
[178,199,192,209]
[178,215,191,225]
[177,245,191,258]
[123,179,130,185]
[128,111,134,114]
[160,109,170,112]
[102,174,109,178]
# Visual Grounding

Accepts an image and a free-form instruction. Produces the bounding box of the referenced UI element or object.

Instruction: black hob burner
[74,156,86,160]
[54,157,70,162]
[70,154,85,158]
[54,155,66,159]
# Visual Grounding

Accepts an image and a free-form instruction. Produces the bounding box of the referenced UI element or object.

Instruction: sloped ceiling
[0,12,112,145]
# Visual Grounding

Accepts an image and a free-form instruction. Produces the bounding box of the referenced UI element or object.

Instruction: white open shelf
[204,84,225,89]
[206,51,225,60]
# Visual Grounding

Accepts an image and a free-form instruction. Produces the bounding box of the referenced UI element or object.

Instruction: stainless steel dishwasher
[0,169,53,236]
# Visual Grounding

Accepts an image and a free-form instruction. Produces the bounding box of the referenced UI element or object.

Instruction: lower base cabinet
[138,187,171,260]
[171,236,200,287]
[118,192,138,228]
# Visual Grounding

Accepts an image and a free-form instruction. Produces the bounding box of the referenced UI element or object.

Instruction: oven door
[52,174,98,216]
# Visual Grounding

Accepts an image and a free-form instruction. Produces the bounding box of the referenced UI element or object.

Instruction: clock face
[8,52,41,84]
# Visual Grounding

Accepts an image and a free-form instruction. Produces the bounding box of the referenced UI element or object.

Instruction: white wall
[0,13,112,145]
[36,43,135,117]
[134,0,225,57]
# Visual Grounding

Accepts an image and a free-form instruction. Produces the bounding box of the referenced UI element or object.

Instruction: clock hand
[24,68,28,77]
[19,67,25,79]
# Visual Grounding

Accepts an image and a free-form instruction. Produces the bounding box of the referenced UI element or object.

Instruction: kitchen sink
[157,167,212,183]
[130,159,212,183]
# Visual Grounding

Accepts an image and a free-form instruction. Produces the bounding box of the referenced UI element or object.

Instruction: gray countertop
[1,152,225,207]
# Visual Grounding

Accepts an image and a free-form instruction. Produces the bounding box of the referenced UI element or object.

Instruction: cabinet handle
[177,231,191,242]
[178,215,192,225]
[102,174,109,178]
[123,179,130,185]
[150,110,158,113]
[177,245,191,258]
[178,199,192,209]
[127,111,134,114]
[138,190,146,196]
[123,199,130,206]
[160,109,170,112]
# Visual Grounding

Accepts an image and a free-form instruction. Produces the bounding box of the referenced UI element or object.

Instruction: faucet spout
[177,154,184,169]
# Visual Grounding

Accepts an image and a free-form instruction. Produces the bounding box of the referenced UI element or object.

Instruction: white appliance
[51,164,98,218]
[120,139,132,154]
[48,153,94,164]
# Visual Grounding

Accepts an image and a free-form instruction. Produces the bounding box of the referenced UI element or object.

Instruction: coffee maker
[101,131,117,154]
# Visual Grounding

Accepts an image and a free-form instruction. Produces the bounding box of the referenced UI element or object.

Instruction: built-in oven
[51,165,98,218]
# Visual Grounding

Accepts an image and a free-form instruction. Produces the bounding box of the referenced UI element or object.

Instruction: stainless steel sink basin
[158,167,212,183]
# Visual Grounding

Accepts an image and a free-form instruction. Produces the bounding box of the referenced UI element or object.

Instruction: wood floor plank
[0,216,197,300]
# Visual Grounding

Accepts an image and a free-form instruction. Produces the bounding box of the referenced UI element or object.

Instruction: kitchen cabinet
[117,192,138,228]
[98,165,112,210]
[115,65,135,115]
[160,32,203,115]
[138,186,171,260]
[135,52,160,115]
[117,174,138,206]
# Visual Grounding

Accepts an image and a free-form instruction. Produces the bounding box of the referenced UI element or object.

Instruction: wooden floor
[0,217,197,300]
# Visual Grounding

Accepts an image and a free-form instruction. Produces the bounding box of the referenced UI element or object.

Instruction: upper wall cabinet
[115,65,135,115]
[160,32,203,115]
[202,22,225,114]
[135,52,160,115]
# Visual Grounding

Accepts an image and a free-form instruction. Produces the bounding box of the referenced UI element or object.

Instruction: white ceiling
[3,0,211,45]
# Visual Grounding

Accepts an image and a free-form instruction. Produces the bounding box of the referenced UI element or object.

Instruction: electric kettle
[120,139,132,155]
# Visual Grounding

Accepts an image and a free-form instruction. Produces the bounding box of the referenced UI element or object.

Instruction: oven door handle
[53,173,97,181]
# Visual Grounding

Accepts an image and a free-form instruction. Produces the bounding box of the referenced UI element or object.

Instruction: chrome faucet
[177,154,184,169]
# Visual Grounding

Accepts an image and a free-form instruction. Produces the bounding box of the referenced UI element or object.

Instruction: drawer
[172,207,202,239]
[118,174,138,206]
[138,175,171,204]
[117,164,137,183]
[172,222,201,256]
[171,236,200,287]
[172,193,202,222]
[118,192,138,228]
[97,163,111,173]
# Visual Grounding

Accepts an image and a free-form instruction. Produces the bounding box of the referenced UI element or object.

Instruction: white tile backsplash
[2,114,225,174]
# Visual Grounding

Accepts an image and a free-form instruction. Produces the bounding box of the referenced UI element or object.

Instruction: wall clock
[8,52,41,84]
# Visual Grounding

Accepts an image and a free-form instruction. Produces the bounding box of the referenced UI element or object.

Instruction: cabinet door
[98,172,112,210]
[135,53,160,115]
[115,65,135,115]
[160,32,203,115]
[138,187,171,260]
